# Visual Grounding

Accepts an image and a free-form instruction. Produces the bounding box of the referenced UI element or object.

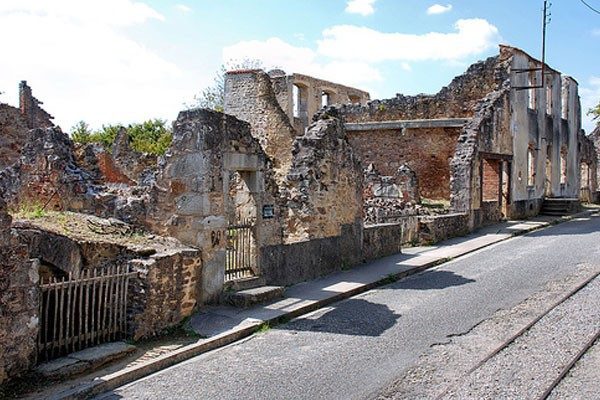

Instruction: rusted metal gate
[38,265,137,361]
[225,219,256,281]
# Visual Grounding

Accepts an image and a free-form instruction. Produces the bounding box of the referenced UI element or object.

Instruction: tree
[70,121,93,143]
[588,101,600,125]
[70,119,172,155]
[188,59,264,112]
[128,119,172,155]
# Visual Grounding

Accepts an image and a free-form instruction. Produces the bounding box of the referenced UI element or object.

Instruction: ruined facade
[267,70,370,133]
[337,45,594,234]
[0,45,597,384]
[450,46,586,225]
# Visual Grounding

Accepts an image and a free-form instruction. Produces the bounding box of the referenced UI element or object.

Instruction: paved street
[99,214,600,400]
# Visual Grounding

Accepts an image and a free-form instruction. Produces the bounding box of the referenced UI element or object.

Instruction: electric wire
[581,0,600,15]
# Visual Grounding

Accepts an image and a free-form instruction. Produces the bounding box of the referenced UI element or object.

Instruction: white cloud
[592,28,600,37]
[223,37,381,88]
[580,76,600,133]
[400,62,412,72]
[223,19,500,92]
[0,0,192,130]
[317,19,499,62]
[345,0,377,16]
[0,0,164,26]
[175,4,192,13]
[427,4,453,15]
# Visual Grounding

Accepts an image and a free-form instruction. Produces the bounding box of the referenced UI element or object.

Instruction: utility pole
[541,0,548,82]
[512,0,552,90]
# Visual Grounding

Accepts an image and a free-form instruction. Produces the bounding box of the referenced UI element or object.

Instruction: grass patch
[10,200,47,219]
[256,322,271,333]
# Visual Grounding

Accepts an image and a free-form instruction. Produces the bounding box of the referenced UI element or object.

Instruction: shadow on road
[384,269,476,291]
[278,298,400,337]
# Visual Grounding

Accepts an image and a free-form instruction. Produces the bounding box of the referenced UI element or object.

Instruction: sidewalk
[28,209,598,399]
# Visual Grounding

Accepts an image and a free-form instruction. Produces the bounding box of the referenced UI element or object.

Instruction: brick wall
[347,127,460,200]
[482,159,501,201]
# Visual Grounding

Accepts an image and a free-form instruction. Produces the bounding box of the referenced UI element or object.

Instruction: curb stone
[48,210,596,399]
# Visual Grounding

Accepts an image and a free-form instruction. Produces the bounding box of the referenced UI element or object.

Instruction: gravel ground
[547,339,600,400]
[376,263,600,400]
[442,274,600,399]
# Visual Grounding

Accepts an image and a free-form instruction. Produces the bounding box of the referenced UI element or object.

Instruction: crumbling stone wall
[591,126,600,189]
[147,109,281,302]
[268,70,370,133]
[0,198,38,384]
[1,82,54,170]
[73,129,158,187]
[74,143,135,186]
[283,108,363,242]
[1,127,96,212]
[450,82,510,219]
[0,104,30,170]
[419,213,470,244]
[128,248,202,340]
[260,109,364,285]
[224,70,297,183]
[339,54,507,209]
[13,212,202,342]
[19,81,54,130]
[342,56,500,123]
[111,128,159,183]
[578,130,598,202]
[363,163,426,225]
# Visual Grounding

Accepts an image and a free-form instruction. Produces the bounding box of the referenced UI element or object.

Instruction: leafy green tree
[589,101,600,125]
[189,59,264,112]
[94,124,121,149]
[128,119,172,155]
[71,119,172,155]
[71,120,93,143]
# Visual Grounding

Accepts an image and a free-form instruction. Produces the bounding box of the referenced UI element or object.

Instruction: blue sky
[0,0,599,132]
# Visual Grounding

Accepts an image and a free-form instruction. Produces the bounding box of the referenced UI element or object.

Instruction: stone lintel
[345,118,471,131]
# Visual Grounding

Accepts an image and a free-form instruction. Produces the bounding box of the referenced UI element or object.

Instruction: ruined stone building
[0,46,598,384]
[339,45,595,231]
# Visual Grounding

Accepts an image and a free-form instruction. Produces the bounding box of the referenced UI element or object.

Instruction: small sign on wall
[262,204,275,219]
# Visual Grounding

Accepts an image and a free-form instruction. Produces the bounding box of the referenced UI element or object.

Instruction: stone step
[223,276,266,292]
[540,210,569,216]
[35,341,136,380]
[225,286,285,308]
[542,205,570,210]
[541,207,570,212]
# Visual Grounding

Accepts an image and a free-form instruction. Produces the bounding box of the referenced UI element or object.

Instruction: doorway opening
[225,170,259,281]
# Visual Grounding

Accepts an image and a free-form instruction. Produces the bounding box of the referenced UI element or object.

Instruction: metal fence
[225,220,256,281]
[38,265,137,361]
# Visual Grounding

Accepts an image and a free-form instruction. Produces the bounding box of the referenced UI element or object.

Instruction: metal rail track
[537,332,600,400]
[435,269,600,400]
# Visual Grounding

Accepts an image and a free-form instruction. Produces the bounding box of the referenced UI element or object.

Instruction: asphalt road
[98,214,600,400]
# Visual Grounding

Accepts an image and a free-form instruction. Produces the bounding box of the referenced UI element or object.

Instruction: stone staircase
[222,276,284,308]
[540,198,580,216]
